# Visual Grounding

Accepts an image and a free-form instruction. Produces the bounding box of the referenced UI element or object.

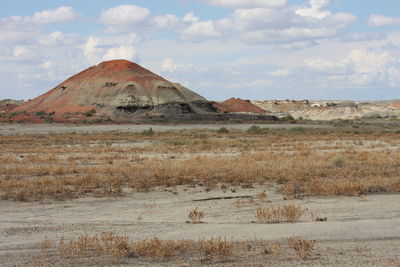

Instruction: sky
[0,0,400,101]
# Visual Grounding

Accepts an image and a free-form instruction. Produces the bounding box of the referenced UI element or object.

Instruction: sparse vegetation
[187,207,205,224]
[45,233,233,263]
[286,237,316,260]
[254,204,306,223]
[217,127,229,133]
[0,129,400,201]
[84,109,96,117]
[141,127,155,136]
[246,125,263,134]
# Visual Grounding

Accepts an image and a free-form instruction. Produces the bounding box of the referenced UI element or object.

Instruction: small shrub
[255,205,305,223]
[199,237,232,261]
[84,109,96,117]
[286,237,316,260]
[35,111,47,117]
[247,125,262,134]
[217,127,229,133]
[141,127,154,136]
[289,127,305,134]
[280,115,295,122]
[187,207,205,224]
[332,156,344,167]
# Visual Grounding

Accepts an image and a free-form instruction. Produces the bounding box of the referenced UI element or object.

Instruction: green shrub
[247,125,262,134]
[289,127,305,134]
[141,127,155,136]
[217,127,229,133]
[84,109,96,117]
[332,156,344,168]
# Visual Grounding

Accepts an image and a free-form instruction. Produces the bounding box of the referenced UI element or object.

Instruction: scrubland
[0,125,399,266]
[1,127,399,201]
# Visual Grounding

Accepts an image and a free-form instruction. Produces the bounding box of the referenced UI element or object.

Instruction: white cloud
[12,46,38,61]
[179,1,356,46]
[83,36,139,63]
[268,69,292,77]
[231,8,291,31]
[13,46,30,57]
[183,12,200,23]
[103,46,138,61]
[100,5,150,26]
[203,0,288,8]
[296,0,331,19]
[368,14,400,27]
[249,79,272,87]
[31,6,78,24]
[181,20,220,40]
[153,14,180,29]
[304,58,349,74]
[38,31,64,46]
[161,58,178,72]
[301,49,400,87]
[83,37,102,64]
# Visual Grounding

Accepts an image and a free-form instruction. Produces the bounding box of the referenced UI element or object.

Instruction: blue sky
[1,0,400,101]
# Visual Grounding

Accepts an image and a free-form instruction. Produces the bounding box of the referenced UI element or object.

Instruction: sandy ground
[0,123,332,135]
[1,185,399,266]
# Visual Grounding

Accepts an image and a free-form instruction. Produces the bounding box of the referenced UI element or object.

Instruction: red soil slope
[0,104,19,113]
[391,101,400,109]
[214,98,266,113]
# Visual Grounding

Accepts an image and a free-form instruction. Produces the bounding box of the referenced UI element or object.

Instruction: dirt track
[0,123,332,135]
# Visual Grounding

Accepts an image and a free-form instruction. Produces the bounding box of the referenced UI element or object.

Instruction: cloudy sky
[1,0,400,101]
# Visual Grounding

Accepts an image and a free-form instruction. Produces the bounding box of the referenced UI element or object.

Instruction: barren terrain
[0,124,399,266]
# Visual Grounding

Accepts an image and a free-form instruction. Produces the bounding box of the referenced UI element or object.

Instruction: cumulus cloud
[296,0,331,19]
[302,49,400,87]
[103,46,138,61]
[100,5,150,26]
[153,14,180,29]
[203,0,288,8]
[368,14,400,27]
[83,36,139,64]
[31,6,78,24]
[178,0,356,46]
[183,12,200,23]
[181,20,220,40]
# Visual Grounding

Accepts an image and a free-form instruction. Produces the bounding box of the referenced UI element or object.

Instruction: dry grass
[285,237,316,260]
[254,204,306,223]
[49,233,232,263]
[187,207,205,224]
[1,129,400,201]
[36,234,324,265]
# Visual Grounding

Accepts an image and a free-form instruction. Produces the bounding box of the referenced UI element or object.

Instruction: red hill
[12,60,214,119]
[213,98,266,113]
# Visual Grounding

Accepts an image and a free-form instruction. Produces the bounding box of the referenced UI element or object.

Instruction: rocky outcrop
[252,100,400,120]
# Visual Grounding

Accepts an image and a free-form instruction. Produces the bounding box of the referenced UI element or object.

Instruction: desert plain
[0,122,399,266]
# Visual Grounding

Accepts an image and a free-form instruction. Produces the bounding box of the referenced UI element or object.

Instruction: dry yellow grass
[254,204,306,223]
[55,233,232,262]
[1,129,399,201]
[187,207,205,224]
[286,237,316,260]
